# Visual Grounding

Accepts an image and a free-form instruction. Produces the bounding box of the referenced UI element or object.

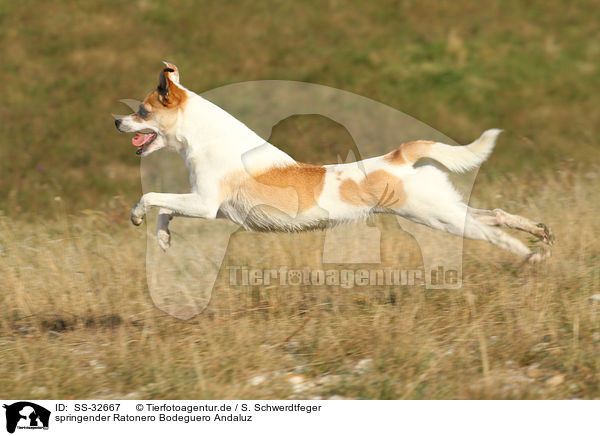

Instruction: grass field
[1,0,599,399]
[2,171,600,399]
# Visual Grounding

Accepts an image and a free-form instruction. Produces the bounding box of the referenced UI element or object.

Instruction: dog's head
[115,62,187,156]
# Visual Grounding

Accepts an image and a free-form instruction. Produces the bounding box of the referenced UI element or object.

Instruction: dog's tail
[390,129,502,173]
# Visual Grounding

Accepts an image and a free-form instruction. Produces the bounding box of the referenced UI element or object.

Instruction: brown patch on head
[339,170,405,208]
[385,140,434,165]
[221,163,326,215]
[156,66,186,108]
[137,66,188,131]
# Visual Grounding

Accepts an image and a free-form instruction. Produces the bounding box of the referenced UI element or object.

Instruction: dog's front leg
[131,192,218,226]
[156,208,173,251]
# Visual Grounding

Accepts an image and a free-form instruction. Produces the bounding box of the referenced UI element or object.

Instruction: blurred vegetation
[1,172,599,399]
[1,1,599,400]
[1,0,598,217]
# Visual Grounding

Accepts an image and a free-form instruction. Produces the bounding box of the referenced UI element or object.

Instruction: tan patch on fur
[135,67,188,131]
[385,140,434,165]
[141,89,187,131]
[339,170,405,208]
[221,163,326,215]
[143,87,187,111]
[156,67,187,109]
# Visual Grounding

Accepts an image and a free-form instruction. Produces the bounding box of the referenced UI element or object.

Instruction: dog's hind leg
[449,211,532,259]
[468,207,554,246]
[397,204,548,262]
[456,211,551,262]
[156,208,174,251]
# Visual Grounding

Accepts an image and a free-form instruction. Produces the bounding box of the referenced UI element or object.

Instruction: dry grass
[1,0,599,400]
[1,169,599,399]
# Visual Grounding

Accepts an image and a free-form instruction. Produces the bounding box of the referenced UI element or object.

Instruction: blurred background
[1,0,598,217]
[1,0,599,400]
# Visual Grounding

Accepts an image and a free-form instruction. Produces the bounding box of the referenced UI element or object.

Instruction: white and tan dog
[115,63,553,262]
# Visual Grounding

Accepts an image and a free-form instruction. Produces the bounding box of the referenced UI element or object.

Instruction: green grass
[1,0,599,400]
[1,0,598,216]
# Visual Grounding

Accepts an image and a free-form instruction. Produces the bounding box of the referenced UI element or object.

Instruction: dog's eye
[138,105,150,119]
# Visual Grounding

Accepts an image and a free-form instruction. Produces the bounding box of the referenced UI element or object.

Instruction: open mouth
[131,131,158,155]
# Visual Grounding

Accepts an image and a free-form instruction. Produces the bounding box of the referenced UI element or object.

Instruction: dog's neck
[170,92,296,186]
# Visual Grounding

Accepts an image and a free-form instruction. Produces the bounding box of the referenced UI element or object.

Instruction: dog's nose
[115,119,122,129]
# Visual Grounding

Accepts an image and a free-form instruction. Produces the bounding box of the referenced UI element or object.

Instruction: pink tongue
[132,133,151,147]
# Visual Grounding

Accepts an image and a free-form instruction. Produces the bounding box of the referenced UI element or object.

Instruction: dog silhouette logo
[3,402,50,434]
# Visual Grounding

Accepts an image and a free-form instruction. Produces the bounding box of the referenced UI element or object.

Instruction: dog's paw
[536,223,555,246]
[130,207,144,226]
[157,228,171,251]
[526,246,552,263]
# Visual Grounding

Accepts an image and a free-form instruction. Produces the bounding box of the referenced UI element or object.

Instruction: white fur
[426,129,502,173]
[116,68,553,262]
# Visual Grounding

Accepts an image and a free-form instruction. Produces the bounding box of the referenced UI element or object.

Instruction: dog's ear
[157,63,184,107]
[162,61,180,83]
